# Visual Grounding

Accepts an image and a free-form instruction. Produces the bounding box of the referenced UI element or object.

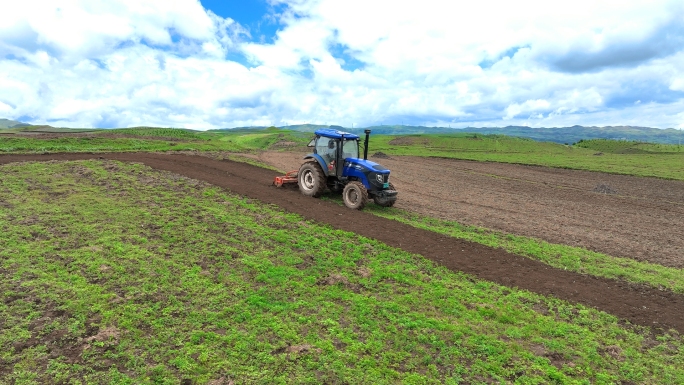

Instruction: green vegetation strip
[0,136,243,154]
[99,127,207,139]
[360,204,684,295]
[1,161,683,384]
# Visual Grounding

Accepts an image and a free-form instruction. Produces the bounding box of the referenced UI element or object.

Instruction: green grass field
[2,160,683,384]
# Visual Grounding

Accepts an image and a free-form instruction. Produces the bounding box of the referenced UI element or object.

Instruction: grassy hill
[465,125,684,145]
[0,123,100,134]
[6,120,683,144]
[0,118,29,129]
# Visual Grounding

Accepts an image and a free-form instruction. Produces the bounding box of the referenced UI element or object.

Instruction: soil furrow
[2,152,684,334]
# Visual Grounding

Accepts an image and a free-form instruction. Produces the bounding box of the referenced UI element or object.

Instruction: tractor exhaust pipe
[363,129,371,160]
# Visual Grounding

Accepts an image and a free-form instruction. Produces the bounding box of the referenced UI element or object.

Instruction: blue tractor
[275,127,397,210]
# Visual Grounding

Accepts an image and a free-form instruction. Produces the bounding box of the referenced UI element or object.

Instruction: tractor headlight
[376,174,383,184]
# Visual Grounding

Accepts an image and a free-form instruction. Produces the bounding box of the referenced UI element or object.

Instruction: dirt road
[2,152,684,334]
[255,151,684,268]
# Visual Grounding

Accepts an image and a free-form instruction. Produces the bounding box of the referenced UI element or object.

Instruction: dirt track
[2,152,684,334]
[254,151,684,268]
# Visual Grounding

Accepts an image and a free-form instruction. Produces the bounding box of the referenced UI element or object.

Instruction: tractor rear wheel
[342,181,368,210]
[373,182,396,207]
[298,161,326,197]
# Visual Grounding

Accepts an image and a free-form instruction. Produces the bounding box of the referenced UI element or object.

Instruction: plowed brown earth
[2,153,684,333]
[254,151,684,268]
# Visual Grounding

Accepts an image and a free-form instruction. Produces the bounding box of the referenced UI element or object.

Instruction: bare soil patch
[2,152,684,334]
[272,140,298,147]
[253,151,684,268]
[372,151,392,159]
[388,137,429,146]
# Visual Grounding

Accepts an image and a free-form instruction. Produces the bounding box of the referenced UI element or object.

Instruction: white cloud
[0,0,683,128]
[0,101,12,114]
[671,78,684,92]
[505,99,551,120]
[1,1,216,59]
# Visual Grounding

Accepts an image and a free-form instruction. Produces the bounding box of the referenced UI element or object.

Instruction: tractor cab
[307,129,361,178]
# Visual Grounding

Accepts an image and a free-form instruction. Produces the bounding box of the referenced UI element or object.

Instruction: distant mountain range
[224,124,684,145]
[4,117,683,144]
[0,118,31,129]
[459,125,684,145]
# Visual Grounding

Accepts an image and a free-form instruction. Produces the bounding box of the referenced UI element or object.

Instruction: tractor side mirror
[307,138,315,147]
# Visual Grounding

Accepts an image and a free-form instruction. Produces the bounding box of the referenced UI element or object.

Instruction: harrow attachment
[273,170,299,187]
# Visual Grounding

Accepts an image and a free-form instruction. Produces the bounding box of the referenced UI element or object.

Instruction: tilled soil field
[254,151,684,268]
[2,152,684,334]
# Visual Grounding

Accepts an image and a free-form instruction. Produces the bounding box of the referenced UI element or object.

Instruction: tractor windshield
[342,139,359,159]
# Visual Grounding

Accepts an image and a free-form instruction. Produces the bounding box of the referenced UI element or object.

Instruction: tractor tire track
[2,152,684,333]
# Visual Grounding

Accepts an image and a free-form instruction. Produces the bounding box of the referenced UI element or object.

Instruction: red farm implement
[273,170,299,187]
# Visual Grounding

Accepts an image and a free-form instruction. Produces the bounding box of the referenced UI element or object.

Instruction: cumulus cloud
[0,0,683,128]
[0,0,221,59]
[547,17,684,73]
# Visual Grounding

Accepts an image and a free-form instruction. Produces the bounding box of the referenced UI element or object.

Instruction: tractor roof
[314,129,360,140]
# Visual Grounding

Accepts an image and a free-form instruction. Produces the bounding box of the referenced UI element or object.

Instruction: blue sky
[200,0,281,43]
[0,0,683,129]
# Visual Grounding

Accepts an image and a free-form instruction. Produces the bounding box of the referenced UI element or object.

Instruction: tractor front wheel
[298,161,326,197]
[342,181,368,210]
